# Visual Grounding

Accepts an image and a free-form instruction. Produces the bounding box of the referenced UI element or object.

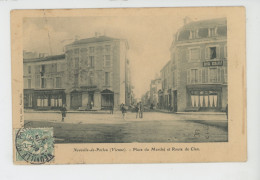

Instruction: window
[209,28,216,37]
[105,72,110,86]
[89,47,95,53]
[104,55,111,67]
[202,68,208,83]
[224,45,227,58]
[56,77,62,88]
[74,74,79,87]
[189,48,200,61]
[206,46,219,59]
[41,65,45,73]
[209,68,218,83]
[41,78,45,88]
[198,28,208,38]
[89,56,94,67]
[217,26,227,36]
[191,69,199,83]
[210,47,217,59]
[51,63,57,72]
[27,79,31,88]
[178,30,190,41]
[28,66,31,74]
[75,58,79,69]
[74,48,79,54]
[105,45,111,52]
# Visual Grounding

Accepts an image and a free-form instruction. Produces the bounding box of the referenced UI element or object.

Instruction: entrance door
[173,90,177,112]
[70,92,82,109]
[101,89,114,109]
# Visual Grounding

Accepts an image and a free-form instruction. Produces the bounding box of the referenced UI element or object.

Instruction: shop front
[186,84,223,112]
[34,89,66,110]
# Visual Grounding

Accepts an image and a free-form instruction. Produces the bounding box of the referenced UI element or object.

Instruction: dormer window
[209,28,216,37]
[198,28,208,38]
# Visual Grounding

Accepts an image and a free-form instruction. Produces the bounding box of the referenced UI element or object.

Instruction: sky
[23,14,226,99]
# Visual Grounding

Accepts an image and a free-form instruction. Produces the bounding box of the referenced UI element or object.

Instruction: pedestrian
[226,104,228,119]
[60,104,67,122]
[139,101,143,118]
[121,103,127,120]
[135,103,140,119]
[110,104,114,114]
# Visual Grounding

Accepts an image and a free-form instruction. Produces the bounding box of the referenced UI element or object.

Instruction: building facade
[161,18,228,112]
[23,54,67,110]
[149,78,161,107]
[23,35,131,110]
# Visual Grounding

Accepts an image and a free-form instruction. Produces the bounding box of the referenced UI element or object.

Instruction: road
[24,111,228,143]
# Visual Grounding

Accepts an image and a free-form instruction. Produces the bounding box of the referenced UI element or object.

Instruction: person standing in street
[60,104,67,122]
[110,104,114,114]
[226,104,228,119]
[121,103,127,120]
[139,101,144,118]
[135,102,140,119]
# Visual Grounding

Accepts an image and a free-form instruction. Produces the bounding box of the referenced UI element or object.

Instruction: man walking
[60,104,67,122]
[139,101,144,118]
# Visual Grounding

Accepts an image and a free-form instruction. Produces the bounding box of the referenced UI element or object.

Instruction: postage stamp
[15,127,54,164]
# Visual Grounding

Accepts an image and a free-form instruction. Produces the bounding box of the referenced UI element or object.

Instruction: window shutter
[187,70,190,84]
[205,47,209,59]
[198,69,202,83]
[217,46,220,59]
[218,67,221,82]
[205,68,208,83]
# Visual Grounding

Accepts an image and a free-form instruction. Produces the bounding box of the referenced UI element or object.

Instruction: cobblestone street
[24,111,228,143]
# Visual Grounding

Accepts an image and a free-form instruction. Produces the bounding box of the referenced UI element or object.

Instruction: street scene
[23,15,228,143]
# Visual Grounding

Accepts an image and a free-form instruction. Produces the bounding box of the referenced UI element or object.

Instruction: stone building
[23,54,67,110]
[164,17,228,112]
[64,35,130,110]
[149,78,161,107]
[159,60,174,110]
[23,35,131,110]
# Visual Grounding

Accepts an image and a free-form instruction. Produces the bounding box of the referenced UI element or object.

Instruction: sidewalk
[24,111,227,124]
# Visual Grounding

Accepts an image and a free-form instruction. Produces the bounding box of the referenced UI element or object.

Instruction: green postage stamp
[15,128,54,164]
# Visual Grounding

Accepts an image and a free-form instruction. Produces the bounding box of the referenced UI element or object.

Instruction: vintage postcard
[11,7,246,164]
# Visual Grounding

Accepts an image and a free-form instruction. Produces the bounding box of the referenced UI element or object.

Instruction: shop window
[37,95,49,107]
[190,90,218,108]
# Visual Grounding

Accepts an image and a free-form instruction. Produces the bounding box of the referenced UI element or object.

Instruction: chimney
[183,16,192,25]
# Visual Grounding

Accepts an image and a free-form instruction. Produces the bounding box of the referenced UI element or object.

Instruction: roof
[23,54,65,63]
[181,18,227,30]
[68,36,120,46]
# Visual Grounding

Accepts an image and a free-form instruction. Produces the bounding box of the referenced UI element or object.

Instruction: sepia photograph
[22,15,228,144]
[11,7,246,164]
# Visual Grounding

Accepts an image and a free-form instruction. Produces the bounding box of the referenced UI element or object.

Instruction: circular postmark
[15,127,54,164]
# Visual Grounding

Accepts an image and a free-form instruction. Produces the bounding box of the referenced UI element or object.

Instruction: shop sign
[203,60,223,67]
